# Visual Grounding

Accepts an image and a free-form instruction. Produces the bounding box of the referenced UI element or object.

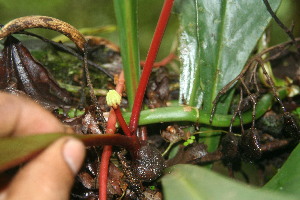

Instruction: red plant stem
[80,134,140,153]
[140,53,176,68]
[98,115,114,200]
[129,0,175,134]
[99,146,112,200]
[99,71,126,200]
[114,107,131,136]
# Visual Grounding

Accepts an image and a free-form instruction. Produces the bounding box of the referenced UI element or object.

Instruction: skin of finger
[0,92,68,136]
[3,137,85,200]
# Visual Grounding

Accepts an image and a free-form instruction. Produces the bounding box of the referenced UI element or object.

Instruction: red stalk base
[99,71,126,200]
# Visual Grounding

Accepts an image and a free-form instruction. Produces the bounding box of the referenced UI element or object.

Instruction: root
[209,39,297,132]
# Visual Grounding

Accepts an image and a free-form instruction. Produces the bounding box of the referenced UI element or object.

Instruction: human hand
[0,92,85,200]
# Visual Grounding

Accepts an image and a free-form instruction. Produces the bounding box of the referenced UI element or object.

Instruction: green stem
[162,142,175,157]
[113,0,140,110]
[123,89,288,127]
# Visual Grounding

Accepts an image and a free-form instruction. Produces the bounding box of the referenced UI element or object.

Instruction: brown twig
[262,0,299,53]
[240,78,257,129]
[229,88,244,133]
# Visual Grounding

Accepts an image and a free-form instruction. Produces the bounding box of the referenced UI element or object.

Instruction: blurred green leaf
[52,25,117,43]
[0,133,64,172]
[292,107,300,118]
[264,143,300,196]
[113,0,140,109]
[0,133,137,173]
[162,164,297,200]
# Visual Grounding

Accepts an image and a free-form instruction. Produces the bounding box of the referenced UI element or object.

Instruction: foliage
[113,0,140,109]
[162,164,298,200]
[264,144,300,196]
[174,0,281,152]
[175,0,280,111]
[0,0,299,199]
[160,1,300,198]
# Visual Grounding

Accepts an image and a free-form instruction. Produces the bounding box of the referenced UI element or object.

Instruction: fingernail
[63,139,85,174]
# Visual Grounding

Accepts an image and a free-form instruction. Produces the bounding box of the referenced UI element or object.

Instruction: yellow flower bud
[106,90,121,108]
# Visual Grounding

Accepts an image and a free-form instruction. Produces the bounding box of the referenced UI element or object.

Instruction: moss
[29,41,111,95]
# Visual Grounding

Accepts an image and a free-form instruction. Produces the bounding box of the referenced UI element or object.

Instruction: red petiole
[99,1,174,199]
[140,53,177,68]
[129,0,175,134]
[99,71,126,200]
[114,106,131,136]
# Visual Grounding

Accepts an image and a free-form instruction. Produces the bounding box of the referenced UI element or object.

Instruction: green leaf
[162,164,297,200]
[0,133,138,173]
[113,0,140,109]
[175,0,281,112]
[0,133,64,172]
[174,0,281,152]
[264,143,300,196]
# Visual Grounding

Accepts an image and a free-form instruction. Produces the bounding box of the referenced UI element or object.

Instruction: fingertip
[6,137,85,200]
[0,92,69,136]
[63,138,86,174]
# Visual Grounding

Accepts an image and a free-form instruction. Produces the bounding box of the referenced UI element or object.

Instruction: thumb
[5,137,85,200]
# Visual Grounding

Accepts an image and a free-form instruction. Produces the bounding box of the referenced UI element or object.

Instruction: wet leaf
[0,36,72,108]
[174,0,281,152]
[175,0,281,111]
[264,143,300,196]
[162,164,297,200]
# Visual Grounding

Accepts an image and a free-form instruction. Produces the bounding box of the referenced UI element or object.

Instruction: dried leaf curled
[0,16,86,51]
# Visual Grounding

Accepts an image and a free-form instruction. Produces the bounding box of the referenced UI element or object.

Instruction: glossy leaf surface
[175,0,281,112]
[174,0,281,153]
[162,164,297,200]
